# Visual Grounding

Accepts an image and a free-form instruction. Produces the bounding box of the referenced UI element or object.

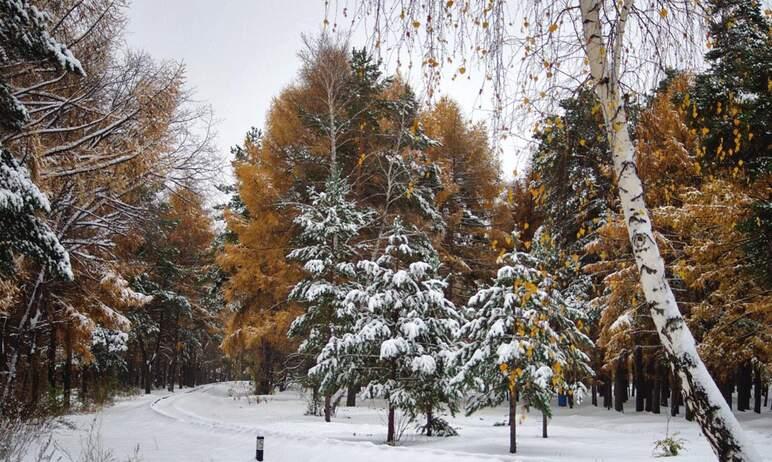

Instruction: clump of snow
[410,355,436,375]
[380,337,408,360]
[100,271,153,307]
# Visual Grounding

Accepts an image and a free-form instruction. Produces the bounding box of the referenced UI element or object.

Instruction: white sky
[125,0,526,187]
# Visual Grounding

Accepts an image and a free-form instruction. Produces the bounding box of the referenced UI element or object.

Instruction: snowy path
[42,382,772,462]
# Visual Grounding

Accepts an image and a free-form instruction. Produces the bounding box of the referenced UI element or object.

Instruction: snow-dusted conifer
[287,170,372,421]
[453,231,592,453]
[318,219,460,443]
[0,148,71,279]
[0,0,84,279]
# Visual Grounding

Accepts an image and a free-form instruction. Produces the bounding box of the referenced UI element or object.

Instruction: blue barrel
[558,394,567,407]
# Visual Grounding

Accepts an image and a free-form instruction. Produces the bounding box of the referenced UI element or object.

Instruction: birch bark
[579,1,760,459]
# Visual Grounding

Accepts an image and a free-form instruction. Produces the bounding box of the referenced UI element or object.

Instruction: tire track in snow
[149,384,514,462]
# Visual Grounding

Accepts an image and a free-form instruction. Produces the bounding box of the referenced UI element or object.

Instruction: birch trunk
[579,1,760,459]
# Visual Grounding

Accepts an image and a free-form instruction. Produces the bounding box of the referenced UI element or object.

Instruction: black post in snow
[256,435,264,461]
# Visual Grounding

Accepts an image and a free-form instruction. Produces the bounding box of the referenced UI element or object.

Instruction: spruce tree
[315,219,460,443]
[287,171,372,422]
[454,231,592,453]
[691,0,771,286]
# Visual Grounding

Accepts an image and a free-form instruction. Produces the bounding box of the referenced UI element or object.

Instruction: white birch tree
[339,0,762,459]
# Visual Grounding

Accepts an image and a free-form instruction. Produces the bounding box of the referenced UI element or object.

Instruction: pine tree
[287,171,372,422]
[314,218,460,443]
[454,231,592,453]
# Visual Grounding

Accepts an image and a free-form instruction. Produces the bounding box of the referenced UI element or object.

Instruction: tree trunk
[603,374,612,410]
[80,366,88,405]
[426,407,433,437]
[592,381,598,407]
[580,1,760,458]
[753,366,761,414]
[652,361,661,414]
[721,380,734,410]
[63,325,72,410]
[739,363,752,412]
[324,394,331,422]
[645,357,655,412]
[614,354,625,412]
[542,410,548,438]
[509,388,517,453]
[634,347,644,412]
[671,370,681,417]
[346,383,359,407]
[387,404,396,445]
[47,322,56,390]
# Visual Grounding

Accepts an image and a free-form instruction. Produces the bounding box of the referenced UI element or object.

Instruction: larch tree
[1,0,221,413]
[341,0,762,458]
[420,98,502,306]
[0,0,82,284]
[217,130,302,393]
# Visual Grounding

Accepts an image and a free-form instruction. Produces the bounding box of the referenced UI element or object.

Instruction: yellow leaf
[412,20,421,28]
[659,7,668,17]
[548,23,558,33]
[579,138,586,146]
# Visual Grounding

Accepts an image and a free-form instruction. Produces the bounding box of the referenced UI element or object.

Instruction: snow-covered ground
[38,381,771,461]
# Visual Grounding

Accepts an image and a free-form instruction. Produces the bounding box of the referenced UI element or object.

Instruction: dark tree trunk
[324,394,331,423]
[346,383,359,407]
[47,323,56,390]
[721,380,734,410]
[753,366,762,414]
[63,326,72,409]
[660,369,669,407]
[168,313,180,393]
[738,363,752,411]
[685,400,694,422]
[603,375,612,410]
[634,347,644,412]
[80,366,88,405]
[28,331,41,409]
[426,407,433,437]
[542,411,548,438]
[645,357,654,412]
[387,404,396,444]
[651,361,661,414]
[140,345,151,395]
[671,370,680,417]
[614,355,625,412]
[591,381,597,406]
[509,389,517,453]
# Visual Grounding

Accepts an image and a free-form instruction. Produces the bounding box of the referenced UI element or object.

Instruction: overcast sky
[125,0,524,184]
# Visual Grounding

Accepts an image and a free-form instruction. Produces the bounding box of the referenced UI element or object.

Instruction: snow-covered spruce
[0,148,72,279]
[313,219,461,443]
[287,171,372,421]
[453,232,592,454]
